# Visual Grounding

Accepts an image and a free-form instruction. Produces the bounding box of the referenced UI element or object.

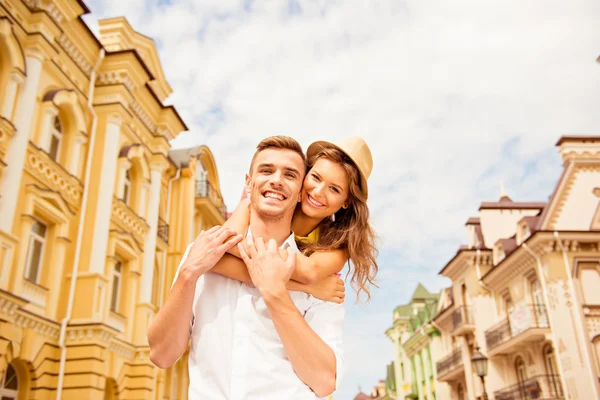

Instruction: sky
[82,1,600,398]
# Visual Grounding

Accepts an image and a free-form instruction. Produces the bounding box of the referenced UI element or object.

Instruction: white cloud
[84,0,600,397]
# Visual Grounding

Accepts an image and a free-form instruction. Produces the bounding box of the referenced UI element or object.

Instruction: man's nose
[269,171,284,187]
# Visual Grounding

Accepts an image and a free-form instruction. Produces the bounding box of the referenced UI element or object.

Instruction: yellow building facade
[0,1,226,399]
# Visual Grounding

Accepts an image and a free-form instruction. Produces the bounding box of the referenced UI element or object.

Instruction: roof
[411,283,438,301]
[465,217,480,225]
[498,237,517,256]
[556,135,600,146]
[168,146,204,168]
[394,304,412,318]
[479,195,546,210]
[521,216,540,232]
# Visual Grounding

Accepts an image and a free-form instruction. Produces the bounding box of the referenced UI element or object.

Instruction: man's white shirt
[172,232,345,400]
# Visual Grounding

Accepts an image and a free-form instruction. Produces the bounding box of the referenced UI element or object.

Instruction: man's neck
[249,213,293,247]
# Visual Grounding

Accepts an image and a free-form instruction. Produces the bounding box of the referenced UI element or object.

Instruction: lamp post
[471,346,489,400]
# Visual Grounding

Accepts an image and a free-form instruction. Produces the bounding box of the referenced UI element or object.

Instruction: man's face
[245,148,305,221]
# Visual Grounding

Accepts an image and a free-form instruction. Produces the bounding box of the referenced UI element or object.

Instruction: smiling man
[148,136,344,399]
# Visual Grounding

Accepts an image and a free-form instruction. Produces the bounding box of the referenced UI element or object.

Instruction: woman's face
[301,157,350,220]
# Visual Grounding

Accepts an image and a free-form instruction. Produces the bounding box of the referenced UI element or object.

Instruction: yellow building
[0,1,226,399]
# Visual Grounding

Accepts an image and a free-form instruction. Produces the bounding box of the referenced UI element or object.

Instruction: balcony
[485,304,550,356]
[494,375,564,400]
[452,305,475,336]
[111,197,149,248]
[0,117,16,165]
[157,216,169,243]
[24,143,83,209]
[195,178,227,222]
[436,346,463,381]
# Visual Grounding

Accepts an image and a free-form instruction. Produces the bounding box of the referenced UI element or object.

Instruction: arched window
[515,356,527,398]
[122,170,132,205]
[0,363,18,399]
[48,115,62,162]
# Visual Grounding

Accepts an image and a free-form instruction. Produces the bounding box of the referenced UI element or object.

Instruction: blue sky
[83,0,600,398]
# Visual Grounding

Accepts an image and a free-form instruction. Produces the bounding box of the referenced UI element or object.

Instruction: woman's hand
[306,274,345,304]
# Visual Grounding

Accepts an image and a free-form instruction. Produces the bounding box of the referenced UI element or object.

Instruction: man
[148,136,344,399]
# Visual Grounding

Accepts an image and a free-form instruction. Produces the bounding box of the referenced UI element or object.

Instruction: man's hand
[238,237,295,296]
[181,225,243,280]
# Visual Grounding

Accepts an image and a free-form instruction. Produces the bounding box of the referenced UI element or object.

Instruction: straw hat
[306,137,373,198]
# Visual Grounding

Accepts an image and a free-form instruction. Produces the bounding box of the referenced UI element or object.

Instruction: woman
[213,137,378,302]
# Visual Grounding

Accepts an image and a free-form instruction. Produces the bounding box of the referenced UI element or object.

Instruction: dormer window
[48,115,62,162]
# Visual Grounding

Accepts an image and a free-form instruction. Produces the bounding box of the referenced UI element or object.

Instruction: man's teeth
[265,192,284,200]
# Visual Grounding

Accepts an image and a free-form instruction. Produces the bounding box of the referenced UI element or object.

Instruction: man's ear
[244,173,252,196]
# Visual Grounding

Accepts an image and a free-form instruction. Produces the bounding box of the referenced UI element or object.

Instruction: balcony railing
[485,304,549,352]
[436,346,463,378]
[452,305,474,333]
[494,375,564,400]
[157,216,169,243]
[196,179,227,219]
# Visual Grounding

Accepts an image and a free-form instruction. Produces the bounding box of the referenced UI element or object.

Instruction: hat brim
[306,140,369,199]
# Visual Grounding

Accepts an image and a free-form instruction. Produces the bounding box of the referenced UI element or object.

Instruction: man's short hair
[249,136,307,174]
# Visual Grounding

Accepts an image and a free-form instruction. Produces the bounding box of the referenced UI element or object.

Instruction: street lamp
[471,346,489,400]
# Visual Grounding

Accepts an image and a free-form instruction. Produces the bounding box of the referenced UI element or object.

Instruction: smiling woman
[215,136,378,302]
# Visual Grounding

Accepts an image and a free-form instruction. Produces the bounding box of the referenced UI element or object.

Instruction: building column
[414,352,424,400]
[1,72,23,120]
[0,52,44,233]
[140,164,164,303]
[423,346,434,400]
[89,116,122,274]
[393,336,404,397]
[460,337,475,400]
[67,134,87,177]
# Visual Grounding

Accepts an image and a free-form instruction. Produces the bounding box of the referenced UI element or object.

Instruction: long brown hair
[299,147,378,301]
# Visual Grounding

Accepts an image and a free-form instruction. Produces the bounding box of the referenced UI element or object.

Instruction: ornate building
[0,1,226,399]
[386,284,448,400]
[429,136,600,400]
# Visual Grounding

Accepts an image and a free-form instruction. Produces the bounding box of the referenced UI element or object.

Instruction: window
[48,115,62,162]
[24,221,47,283]
[110,260,122,312]
[515,356,527,397]
[122,170,131,205]
[0,363,18,399]
[530,278,548,326]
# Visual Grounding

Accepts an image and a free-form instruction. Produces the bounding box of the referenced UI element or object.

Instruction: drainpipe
[553,231,600,399]
[56,48,105,400]
[475,249,498,316]
[522,242,570,400]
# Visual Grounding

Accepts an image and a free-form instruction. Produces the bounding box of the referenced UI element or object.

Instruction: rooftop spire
[500,180,507,198]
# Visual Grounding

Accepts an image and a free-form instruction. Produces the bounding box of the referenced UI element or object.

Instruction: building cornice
[482,230,600,288]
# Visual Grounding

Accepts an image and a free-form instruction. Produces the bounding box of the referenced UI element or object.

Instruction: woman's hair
[299,147,379,301]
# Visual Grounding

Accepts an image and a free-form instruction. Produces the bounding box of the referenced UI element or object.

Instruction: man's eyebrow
[284,166,302,176]
[256,163,274,169]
